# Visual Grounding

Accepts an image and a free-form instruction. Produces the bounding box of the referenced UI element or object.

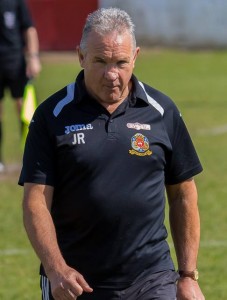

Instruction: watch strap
[179,269,199,281]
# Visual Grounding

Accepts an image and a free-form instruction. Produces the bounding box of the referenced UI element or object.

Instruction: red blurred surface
[27,0,98,50]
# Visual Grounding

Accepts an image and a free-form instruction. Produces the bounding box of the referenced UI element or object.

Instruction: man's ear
[77,46,85,68]
[132,47,140,68]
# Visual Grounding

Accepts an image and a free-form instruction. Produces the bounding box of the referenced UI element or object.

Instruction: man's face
[78,30,140,106]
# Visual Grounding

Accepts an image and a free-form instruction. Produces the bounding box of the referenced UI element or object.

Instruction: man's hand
[177,277,205,300]
[26,55,41,78]
[49,266,93,299]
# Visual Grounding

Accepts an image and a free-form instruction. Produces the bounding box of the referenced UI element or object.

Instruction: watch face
[194,269,199,280]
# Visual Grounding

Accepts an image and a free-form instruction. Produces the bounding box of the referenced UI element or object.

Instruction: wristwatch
[179,269,199,281]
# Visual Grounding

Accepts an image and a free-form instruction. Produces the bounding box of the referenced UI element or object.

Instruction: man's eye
[96,59,106,64]
[117,61,128,67]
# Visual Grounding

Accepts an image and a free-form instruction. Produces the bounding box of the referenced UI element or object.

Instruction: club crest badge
[129,133,152,156]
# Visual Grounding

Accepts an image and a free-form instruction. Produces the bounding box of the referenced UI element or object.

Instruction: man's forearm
[24,27,40,57]
[23,184,66,277]
[167,179,200,271]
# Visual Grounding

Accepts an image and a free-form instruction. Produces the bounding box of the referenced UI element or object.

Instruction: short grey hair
[80,7,136,51]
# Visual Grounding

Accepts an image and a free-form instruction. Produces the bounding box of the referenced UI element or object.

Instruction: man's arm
[166,178,205,300]
[23,27,41,78]
[23,183,93,299]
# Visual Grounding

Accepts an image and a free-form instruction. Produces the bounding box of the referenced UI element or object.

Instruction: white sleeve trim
[53,83,75,117]
[138,81,164,116]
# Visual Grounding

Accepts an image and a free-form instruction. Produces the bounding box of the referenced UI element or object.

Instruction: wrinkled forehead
[86,29,135,52]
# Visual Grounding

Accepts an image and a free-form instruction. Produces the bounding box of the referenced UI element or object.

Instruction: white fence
[99,0,227,48]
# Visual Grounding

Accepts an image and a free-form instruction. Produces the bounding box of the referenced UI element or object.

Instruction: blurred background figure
[0,0,41,172]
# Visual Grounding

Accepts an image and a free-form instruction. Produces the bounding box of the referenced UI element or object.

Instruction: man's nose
[104,66,118,80]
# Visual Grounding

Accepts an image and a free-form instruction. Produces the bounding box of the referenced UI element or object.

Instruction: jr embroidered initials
[72,133,85,145]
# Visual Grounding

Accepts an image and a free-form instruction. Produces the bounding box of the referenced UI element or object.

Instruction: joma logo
[65,123,93,134]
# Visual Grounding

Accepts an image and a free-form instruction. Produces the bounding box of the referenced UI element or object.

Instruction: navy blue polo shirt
[19,71,202,288]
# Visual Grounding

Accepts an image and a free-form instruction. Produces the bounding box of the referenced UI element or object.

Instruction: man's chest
[52,107,171,172]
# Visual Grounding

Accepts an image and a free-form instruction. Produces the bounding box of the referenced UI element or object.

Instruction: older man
[19,7,205,300]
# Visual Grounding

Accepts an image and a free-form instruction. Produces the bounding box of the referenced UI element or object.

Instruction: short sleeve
[164,108,203,185]
[18,0,33,30]
[18,106,56,186]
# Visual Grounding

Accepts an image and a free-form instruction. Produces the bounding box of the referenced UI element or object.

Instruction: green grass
[1,49,227,299]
